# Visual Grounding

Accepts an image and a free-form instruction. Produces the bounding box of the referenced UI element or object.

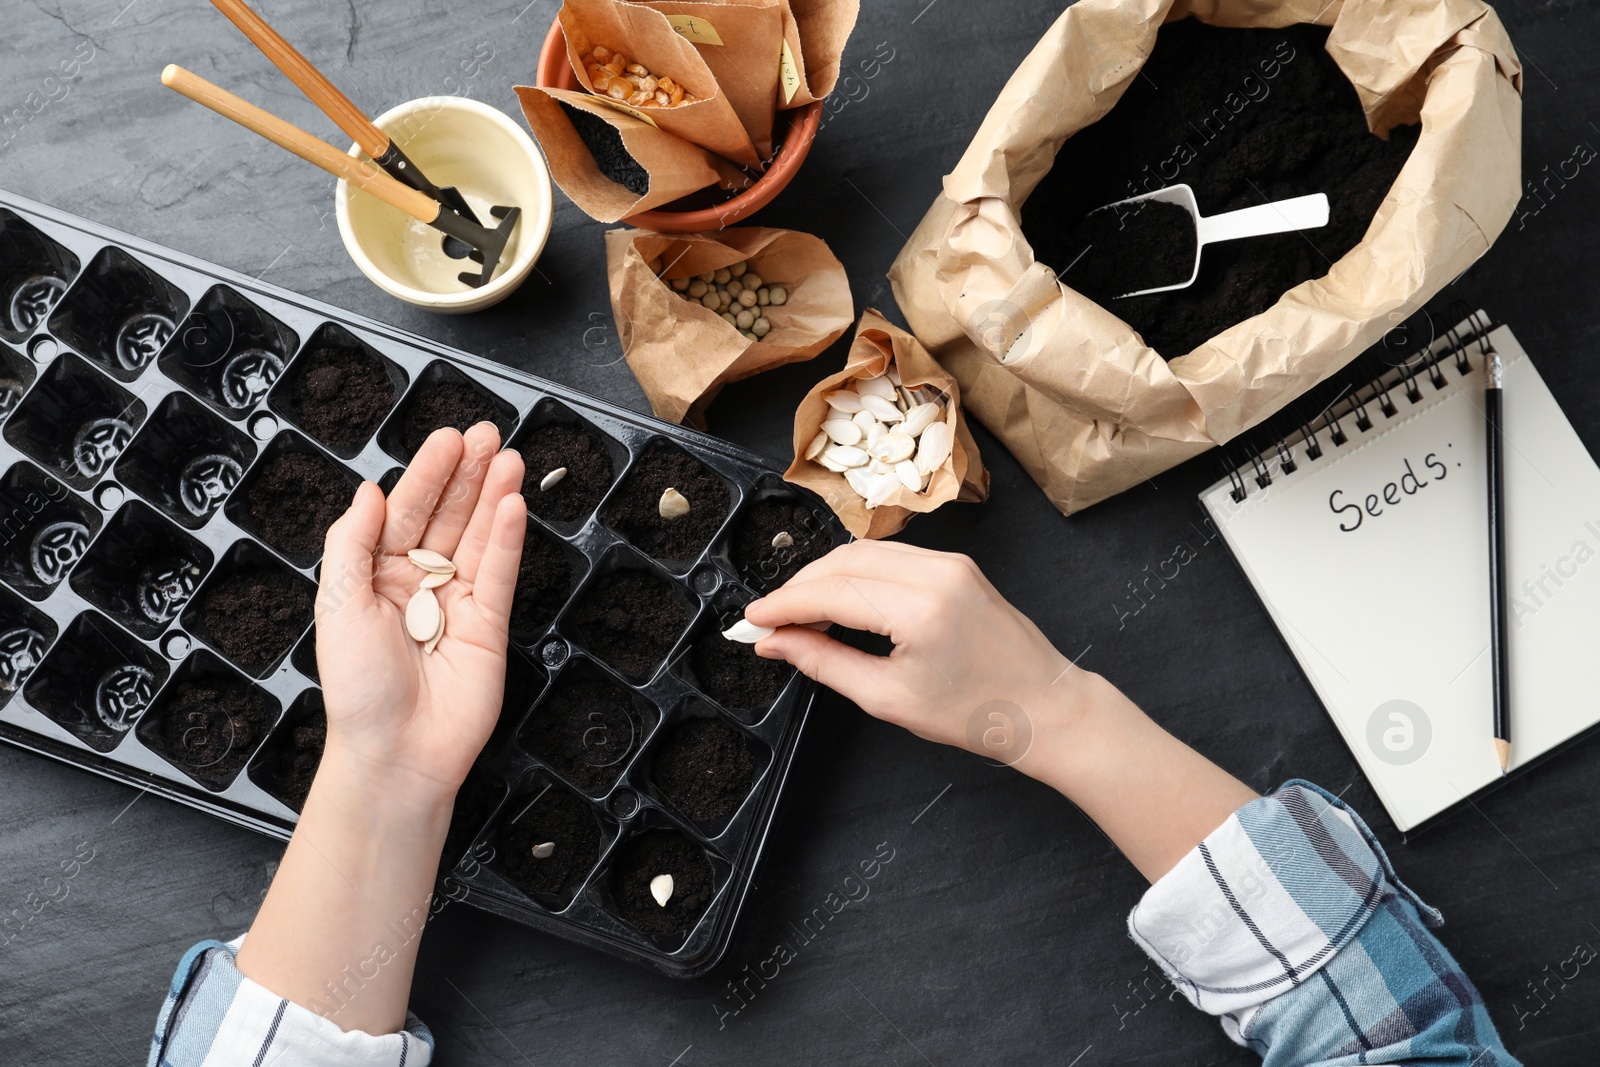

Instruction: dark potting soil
[605,442,730,562]
[496,787,602,899]
[261,705,325,813]
[200,566,312,674]
[153,675,276,785]
[1061,199,1198,301]
[401,381,505,455]
[522,676,643,792]
[610,830,715,936]
[518,422,615,525]
[690,624,792,711]
[245,450,350,560]
[288,344,397,456]
[1023,21,1419,357]
[728,498,835,590]
[509,522,573,639]
[571,568,689,678]
[441,769,500,872]
[652,714,754,823]
[562,103,650,197]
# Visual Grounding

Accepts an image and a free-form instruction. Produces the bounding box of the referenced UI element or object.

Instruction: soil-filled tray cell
[115,392,255,530]
[273,322,406,458]
[493,779,608,908]
[6,353,146,490]
[604,828,718,942]
[181,540,315,678]
[518,663,652,796]
[443,766,505,874]
[379,361,518,463]
[725,485,839,592]
[567,556,695,682]
[0,209,80,345]
[48,246,189,380]
[248,689,325,814]
[511,402,624,529]
[0,344,36,423]
[225,431,359,567]
[647,705,761,830]
[0,461,102,600]
[136,649,280,791]
[159,286,299,419]
[0,586,56,709]
[603,440,735,568]
[508,519,582,644]
[25,611,167,753]
[684,609,796,720]
[70,501,212,640]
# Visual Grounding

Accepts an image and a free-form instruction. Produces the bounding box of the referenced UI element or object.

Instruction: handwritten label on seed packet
[588,95,659,128]
[779,39,801,104]
[667,15,724,46]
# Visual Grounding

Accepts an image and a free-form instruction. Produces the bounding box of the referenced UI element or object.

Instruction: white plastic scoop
[1099,183,1331,299]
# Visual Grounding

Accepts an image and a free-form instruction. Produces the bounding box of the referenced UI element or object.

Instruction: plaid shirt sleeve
[149,936,434,1067]
[1128,780,1519,1066]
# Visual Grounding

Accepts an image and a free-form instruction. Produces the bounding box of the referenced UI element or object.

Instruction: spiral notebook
[1201,314,1600,831]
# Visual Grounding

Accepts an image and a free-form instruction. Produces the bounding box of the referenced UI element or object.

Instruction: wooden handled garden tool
[207,0,484,228]
[162,65,520,289]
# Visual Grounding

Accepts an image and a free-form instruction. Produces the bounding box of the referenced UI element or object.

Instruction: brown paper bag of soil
[560,0,763,167]
[778,0,860,108]
[635,0,784,161]
[785,310,989,540]
[606,226,855,428]
[517,87,724,223]
[887,0,1522,516]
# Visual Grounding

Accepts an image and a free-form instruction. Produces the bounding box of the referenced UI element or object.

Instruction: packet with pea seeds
[605,226,854,428]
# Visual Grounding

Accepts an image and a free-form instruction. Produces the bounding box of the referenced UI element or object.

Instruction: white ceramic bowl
[336,96,552,314]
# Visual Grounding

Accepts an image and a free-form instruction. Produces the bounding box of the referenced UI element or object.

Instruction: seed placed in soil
[407,548,454,573]
[495,784,602,897]
[518,421,615,525]
[650,873,674,907]
[604,441,729,561]
[531,841,555,860]
[610,830,714,935]
[406,587,442,643]
[770,531,793,549]
[722,618,774,644]
[419,570,451,590]
[539,467,568,492]
[658,487,691,520]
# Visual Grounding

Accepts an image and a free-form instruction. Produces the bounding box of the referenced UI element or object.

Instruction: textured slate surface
[2,1,1598,1064]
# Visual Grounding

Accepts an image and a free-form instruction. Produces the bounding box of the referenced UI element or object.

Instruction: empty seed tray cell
[0,191,846,978]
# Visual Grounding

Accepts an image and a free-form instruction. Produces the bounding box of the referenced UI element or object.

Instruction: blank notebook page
[1201,325,1600,831]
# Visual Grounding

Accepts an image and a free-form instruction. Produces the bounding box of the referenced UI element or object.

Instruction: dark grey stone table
[3,2,1596,1064]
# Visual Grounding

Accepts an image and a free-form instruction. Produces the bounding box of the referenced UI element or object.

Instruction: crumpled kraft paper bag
[636,0,784,161]
[560,0,762,167]
[887,0,1522,516]
[516,86,724,222]
[786,310,989,540]
[607,226,855,428]
[778,0,860,108]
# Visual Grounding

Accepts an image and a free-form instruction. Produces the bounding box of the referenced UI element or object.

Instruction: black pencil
[1485,345,1512,774]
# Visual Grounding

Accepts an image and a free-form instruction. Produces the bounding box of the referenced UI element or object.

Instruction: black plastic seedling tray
[0,190,844,978]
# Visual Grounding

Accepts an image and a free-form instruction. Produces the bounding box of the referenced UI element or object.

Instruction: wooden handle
[209,0,389,157]
[161,65,438,223]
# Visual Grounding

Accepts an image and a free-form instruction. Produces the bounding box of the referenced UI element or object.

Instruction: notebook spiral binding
[1220,304,1500,503]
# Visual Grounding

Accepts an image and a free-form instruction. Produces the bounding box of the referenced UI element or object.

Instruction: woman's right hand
[742,542,1083,766]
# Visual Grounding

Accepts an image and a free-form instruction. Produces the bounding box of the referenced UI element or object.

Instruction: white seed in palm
[771,531,794,549]
[823,389,864,414]
[650,873,674,907]
[899,403,941,438]
[723,618,776,643]
[531,841,555,860]
[659,487,691,520]
[916,422,953,474]
[408,548,454,574]
[406,587,443,643]
[424,620,444,656]
[857,375,896,400]
[870,433,916,464]
[895,459,923,491]
[419,570,452,590]
[805,431,829,461]
[539,467,568,492]
[859,394,904,423]
[822,418,863,447]
[822,444,869,469]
